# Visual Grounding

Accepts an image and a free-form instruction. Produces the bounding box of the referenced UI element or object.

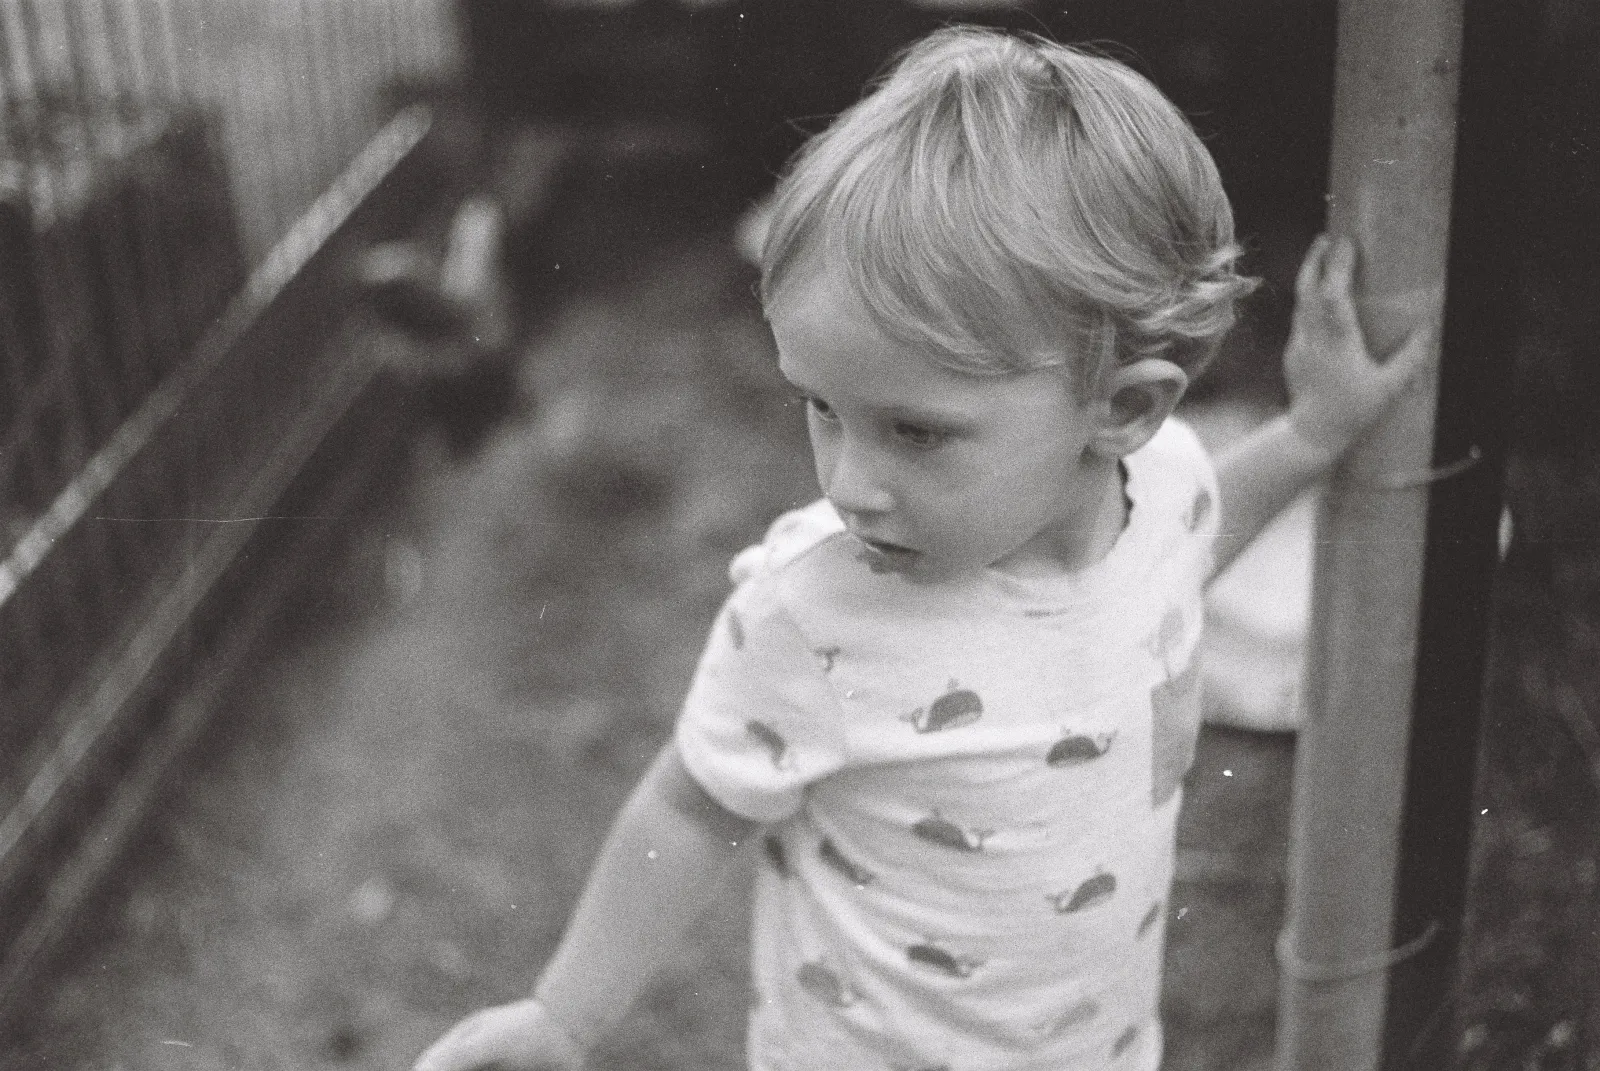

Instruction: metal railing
[0,0,459,1001]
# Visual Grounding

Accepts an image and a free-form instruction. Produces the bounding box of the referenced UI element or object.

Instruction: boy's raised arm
[1210,235,1436,581]
[413,744,759,1071]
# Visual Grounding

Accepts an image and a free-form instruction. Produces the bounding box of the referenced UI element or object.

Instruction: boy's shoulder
[723,501,886,650]
[1133,416,1218,504]
[727,499,850,588]
[1129,415,1220,552]
[726,500,919,631]
[1141,414,1212,474]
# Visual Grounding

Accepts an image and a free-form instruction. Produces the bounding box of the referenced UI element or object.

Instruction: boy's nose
[822,446,894,517]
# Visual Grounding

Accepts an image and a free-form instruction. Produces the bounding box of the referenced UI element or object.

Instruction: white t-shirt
[675,419,1219,1071]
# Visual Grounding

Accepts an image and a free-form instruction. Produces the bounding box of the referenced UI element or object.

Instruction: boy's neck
[993,457,1129,580]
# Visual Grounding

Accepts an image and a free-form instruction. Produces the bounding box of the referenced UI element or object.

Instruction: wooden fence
[0,0,459,1007]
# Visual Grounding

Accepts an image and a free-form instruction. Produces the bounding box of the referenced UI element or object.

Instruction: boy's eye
[892,421,945,449]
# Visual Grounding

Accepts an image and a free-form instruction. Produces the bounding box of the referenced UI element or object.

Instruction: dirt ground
[4,161,1583,1071]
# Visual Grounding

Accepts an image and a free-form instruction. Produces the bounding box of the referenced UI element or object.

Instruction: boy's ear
[1087,358,1188,460]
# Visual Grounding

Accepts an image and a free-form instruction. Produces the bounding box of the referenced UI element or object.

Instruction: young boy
[413,27,1431,1071]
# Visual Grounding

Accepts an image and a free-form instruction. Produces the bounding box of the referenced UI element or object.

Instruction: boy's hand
[1283,234,1437,460]
[412,998,585,1071]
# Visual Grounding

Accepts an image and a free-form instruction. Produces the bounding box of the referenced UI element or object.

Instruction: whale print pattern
[796,960,858,1008]
[745,719,790,769]
[902,682,984,734]
[910,811,991,852]
[1047,872,1118,914]
[1031,997,1101,1039]
[1112,1024,1141,1058]
[1047,730,1115,767]
[1137,901,1163,938]
[725,607,746,650]
[819,838,876,886]
[907,940,984,979]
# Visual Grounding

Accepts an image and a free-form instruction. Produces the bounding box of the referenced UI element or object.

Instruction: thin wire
[294,0,338,187]
[1277,919,1442,984]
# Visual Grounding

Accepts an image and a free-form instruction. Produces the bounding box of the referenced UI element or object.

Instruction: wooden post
[1380,0,1531,1060]
[1276,2,1464,1069]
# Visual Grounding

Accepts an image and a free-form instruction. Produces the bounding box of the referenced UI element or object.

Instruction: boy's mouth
[857,535,919,559]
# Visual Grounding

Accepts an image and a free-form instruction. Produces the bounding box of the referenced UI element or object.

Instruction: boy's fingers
[1379,319,1439,390]
[1295,234,1329,301]
[414,1049,496,1071]
[411,1046,455,1071]
[1320,235,1356,298]
[1328,280,1364,337]
[413,1030,483,1071]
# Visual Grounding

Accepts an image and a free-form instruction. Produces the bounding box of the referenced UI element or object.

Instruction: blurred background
[0,1,1596,1068]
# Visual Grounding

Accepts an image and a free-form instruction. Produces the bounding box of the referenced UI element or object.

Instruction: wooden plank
[0,105,429,609]
[0,105,435,931]
[0,395,399,1012]
[1276,2,1464,1069]
[0,351,373,882]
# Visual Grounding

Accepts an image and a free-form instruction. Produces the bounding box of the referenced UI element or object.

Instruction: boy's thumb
[1380,318,1441,394]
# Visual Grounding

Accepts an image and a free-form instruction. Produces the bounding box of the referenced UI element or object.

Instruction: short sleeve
[1161,417,1222,584]
[674,570,847,824]
[1188,439,1221,574]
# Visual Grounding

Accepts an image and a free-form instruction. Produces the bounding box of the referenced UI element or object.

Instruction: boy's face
[770,265,1124,578]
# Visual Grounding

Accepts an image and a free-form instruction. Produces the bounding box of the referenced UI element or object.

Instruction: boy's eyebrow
[880,402,978,428]
[777,356,982,426]
[781,377,978,427]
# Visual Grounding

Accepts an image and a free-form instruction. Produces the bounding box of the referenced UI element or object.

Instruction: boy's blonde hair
[760,26,1258,387]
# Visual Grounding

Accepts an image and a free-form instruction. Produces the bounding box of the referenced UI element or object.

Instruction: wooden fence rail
[0,0,461,1007]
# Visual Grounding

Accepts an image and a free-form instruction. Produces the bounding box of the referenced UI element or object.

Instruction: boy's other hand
[412,998,585,1071]
[1282,234,1437,460]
